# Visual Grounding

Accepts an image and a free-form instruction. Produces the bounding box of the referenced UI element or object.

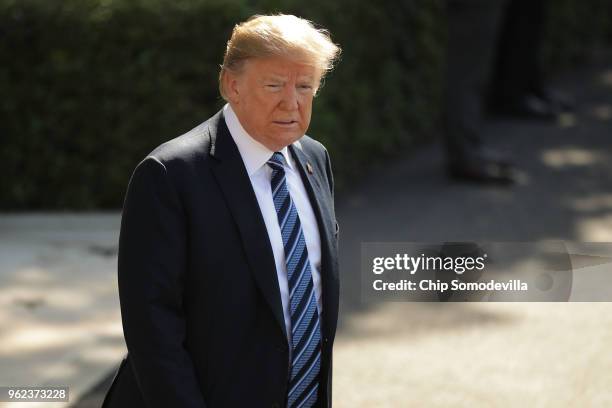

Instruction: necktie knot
[267,152,286,171]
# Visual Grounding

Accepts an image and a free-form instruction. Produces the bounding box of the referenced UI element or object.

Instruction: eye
[297,84,314,93]
[265,84,282,91]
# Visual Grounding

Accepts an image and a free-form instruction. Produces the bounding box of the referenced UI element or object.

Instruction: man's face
[225,56,321,152]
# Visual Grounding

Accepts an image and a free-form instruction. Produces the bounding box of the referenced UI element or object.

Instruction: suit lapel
[208,111,288,341]
[206,110,339,344]
[289,143,339,343]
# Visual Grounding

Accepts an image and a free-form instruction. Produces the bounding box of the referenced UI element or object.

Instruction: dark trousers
[444,0,508,161]
[444,0,548,161]
[491,0,547,102]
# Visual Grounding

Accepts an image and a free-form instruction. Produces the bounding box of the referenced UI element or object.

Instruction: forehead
[243,57,320,80]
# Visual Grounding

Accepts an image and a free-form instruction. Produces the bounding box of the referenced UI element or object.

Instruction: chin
[270,132,303,149]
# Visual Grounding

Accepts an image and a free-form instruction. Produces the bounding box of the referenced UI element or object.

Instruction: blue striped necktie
[268,152,321,408]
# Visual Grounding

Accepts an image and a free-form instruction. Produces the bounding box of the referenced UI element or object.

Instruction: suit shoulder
[298,134,329,161]
[146,119,212,167]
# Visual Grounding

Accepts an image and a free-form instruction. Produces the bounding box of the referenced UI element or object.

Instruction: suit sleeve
[118,157,206,408]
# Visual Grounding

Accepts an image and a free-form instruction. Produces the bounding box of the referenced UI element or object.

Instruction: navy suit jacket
[103,109,339,408]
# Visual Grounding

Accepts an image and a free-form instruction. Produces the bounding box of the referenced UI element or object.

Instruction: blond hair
[219,14,341,99]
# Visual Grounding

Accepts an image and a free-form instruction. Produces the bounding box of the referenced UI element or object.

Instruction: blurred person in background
[444,0,572,184]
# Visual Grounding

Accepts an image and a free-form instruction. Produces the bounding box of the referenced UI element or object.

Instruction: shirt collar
[223,103,293,176]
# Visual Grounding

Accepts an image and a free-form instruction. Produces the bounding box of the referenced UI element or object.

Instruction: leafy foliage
[0,0,608,209]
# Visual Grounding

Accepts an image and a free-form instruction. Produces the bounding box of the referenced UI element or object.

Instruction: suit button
[272,403,280,408]
[323,337,329,344]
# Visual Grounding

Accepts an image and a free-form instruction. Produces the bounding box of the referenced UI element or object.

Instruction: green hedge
[0,0,609,209]
[543,0,612,68]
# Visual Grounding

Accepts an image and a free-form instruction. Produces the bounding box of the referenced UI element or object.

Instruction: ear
[223,70,242,104]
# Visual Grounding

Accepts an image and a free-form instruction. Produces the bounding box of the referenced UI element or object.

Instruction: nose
[279,84,299,111]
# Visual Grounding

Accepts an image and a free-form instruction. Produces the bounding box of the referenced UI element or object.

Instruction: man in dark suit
[103,14,341,408]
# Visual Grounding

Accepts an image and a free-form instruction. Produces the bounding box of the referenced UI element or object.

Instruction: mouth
[273,120,299,127]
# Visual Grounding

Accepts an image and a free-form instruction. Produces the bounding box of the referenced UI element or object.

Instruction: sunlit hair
[219,14,341,100]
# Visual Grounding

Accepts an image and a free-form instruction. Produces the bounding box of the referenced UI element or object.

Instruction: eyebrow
[262,74,315,82]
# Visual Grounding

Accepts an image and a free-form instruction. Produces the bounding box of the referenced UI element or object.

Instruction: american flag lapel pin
[306,162,314,174]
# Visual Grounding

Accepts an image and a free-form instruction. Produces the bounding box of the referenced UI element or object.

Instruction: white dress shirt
[223,104,323,346]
